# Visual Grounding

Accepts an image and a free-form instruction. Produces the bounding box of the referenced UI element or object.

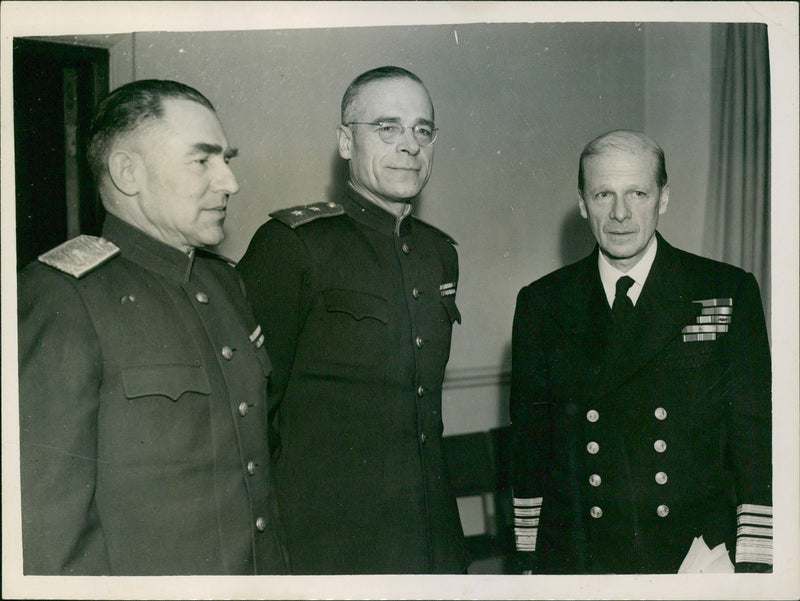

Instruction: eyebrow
[191,143,239,159]
[372,116,435,126]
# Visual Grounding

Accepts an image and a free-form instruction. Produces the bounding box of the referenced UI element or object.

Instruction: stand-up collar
[343,185,414,237]
[102,213,196,283]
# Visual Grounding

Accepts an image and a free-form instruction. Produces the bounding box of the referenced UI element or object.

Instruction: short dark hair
[87,79,215,185]
[578,129,668,196]
[340,66,432,123]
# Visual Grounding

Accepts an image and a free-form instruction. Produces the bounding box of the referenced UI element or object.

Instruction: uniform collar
[102,213,197,284]
[343,183,414,237]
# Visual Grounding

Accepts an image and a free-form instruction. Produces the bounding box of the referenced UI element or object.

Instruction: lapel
[567,234,701,400]
[557,247,614,385]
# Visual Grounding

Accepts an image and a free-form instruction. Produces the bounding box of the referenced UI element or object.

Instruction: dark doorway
[13,38,109,270]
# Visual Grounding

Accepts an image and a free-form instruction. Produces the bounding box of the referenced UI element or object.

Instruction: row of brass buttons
[585,407,670,519]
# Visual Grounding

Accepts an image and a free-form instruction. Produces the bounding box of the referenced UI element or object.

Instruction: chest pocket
[121,363,211,401]
[323,289,388,323]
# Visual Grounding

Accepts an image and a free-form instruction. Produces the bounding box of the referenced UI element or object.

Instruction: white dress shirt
[598,235,658,308]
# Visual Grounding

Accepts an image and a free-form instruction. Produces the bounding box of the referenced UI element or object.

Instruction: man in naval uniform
[17,80,287,575]
[510,130,772,574]
[237,66,467,574]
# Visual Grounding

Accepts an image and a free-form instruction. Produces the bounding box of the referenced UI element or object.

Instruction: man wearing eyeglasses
[237,66,467,574]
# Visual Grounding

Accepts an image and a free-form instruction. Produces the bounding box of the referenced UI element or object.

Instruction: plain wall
[104,22,713,435]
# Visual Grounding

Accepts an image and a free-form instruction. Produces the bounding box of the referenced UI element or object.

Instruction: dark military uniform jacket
[510,234,772,574]
[18,214,287,575]
[237,186,467,574]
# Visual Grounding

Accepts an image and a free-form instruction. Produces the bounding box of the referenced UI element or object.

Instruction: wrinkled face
[579,148,669,271]
[338,78,434,203]
[132,98,239,251]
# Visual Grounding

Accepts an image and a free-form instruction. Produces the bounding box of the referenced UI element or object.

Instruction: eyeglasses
[345,121,438,146]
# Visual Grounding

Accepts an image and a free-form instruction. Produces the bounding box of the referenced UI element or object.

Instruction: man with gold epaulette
[237,66,467,574]
[17,80,287,575]
[510,130,772,574]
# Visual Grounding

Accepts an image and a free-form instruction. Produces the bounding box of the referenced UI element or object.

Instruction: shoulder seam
[411,216,457,245]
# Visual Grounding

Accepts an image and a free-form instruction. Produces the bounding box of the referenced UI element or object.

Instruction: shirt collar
[598,235,658,308]
[101,213,197,284]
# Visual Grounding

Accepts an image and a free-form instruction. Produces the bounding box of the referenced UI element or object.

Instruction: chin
[200,231,225,248]
[387,187,423,201]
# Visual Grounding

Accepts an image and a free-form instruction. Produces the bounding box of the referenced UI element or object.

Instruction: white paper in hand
[677,536,735,574]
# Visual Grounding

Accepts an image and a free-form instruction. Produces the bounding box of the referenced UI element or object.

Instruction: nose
[396,127,421,155]
[610,195,630,222]
[213,160,240,196]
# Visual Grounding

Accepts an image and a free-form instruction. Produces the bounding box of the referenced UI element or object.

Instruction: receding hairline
[341,72,434,124]
[584,130,660,156]
[578,129,668,193]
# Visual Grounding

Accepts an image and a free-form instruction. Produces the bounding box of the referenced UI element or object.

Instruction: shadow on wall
[560,204,596,266]
[325,150,349,203]
[495,206,595,427]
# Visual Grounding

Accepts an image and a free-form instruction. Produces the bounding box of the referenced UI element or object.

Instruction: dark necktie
[612,275,635,321]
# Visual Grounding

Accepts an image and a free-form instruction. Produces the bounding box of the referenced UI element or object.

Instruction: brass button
[586,441,599,454]
[195,291,209,304]
[655,471,668,485]
[238,402,249,417]
[417,386,425,397]
[415,336,424,348]
[654,439,667,453]
[412,287,420,299]
[589,474,602,487]
[590,506,603,519]
[255,517,267,532]
[221,346,233,360]
[654,407,667,420]
[586,409,599,423]
[401,243,411,255]
[420,432,427,444]
[656,504,669,518]
[247,460,256,476]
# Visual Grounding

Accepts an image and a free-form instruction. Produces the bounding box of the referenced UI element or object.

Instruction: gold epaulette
[37,235,121,278]
[269,202,344,228]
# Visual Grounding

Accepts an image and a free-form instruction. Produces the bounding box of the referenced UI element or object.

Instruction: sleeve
[724,272,772,572]
[508,285,551,573]
[17,267,110,574]
[236,220,313,455]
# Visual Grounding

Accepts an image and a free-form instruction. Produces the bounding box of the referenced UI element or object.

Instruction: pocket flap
[323,289,388,324]
[441,296,462,324]
[121,363,211,401]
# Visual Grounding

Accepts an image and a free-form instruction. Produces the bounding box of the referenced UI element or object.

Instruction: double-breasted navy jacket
[18,214,287,575]
[510,234,772,574]
[237,187,467,574]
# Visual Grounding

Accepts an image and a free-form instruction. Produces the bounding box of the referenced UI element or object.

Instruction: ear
[336,124,352,160]
[658,184,670,215]
[578,191,588,219]
[107,149,140,196]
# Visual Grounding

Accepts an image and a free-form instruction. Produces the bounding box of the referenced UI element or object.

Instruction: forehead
[584,148,659,186]
[351,78,433,120]
[143,98,226,144]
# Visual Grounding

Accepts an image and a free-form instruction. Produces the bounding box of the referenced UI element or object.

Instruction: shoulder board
[411,217,457,245]
[269,202,345,228]
[195,247,237,267]
[37,234,120,278]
